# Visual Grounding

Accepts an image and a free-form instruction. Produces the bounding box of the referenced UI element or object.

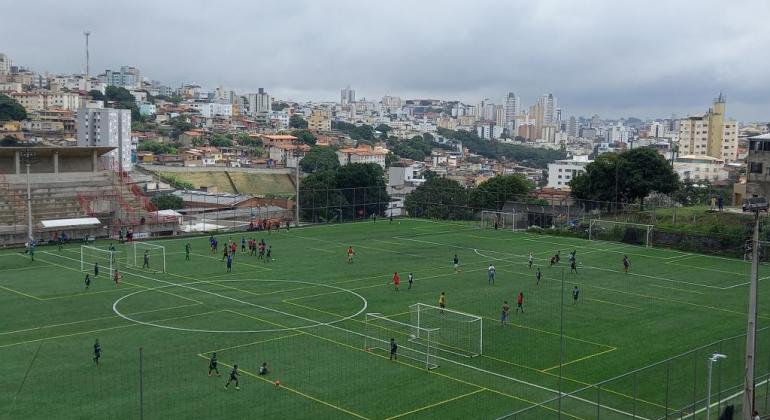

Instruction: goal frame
[80,245,115,278]
[126,241,167,272]
[588,219,653,248]
[480,210,517,232]
[410,302,483,358]
[364,312,439,370]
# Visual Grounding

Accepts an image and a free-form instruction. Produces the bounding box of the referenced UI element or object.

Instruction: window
[750,162,763,174]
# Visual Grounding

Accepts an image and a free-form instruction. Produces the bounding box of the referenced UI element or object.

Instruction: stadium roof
[0,146,115,157]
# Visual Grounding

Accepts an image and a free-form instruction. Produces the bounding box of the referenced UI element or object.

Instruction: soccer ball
[410,334,416,340]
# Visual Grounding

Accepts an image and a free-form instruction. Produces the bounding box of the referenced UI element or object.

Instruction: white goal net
[480,210,517,232]
[588,220,653,248]
[80,245,116,279]
[364,313,438,370]
[126,241,167,272]
[409,303,482,358]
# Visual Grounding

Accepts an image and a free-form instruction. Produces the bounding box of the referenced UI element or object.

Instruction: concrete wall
[0,156,13,174]
[140,164,292,175]
[59,156,94,173]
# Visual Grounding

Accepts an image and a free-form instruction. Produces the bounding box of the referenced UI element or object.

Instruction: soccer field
[2,218,770,419]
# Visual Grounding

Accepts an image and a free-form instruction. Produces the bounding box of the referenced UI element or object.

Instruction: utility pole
[21,147,36,244]
[743,198,767,420]
[294,148,301,226]
[84,30,91,79]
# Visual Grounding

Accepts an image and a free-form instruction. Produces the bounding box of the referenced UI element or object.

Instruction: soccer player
[109,244,116,266]
[208,353,220,376]
[549,255,557,267]
[536,268,542,285]
[389,338,398,361]
[225,364,240,390]
[93,339,101,365]
[185,243,191,261]
[453,254,460,273]
[266,245,273,262]
[570,259,578,274]
[572,285,580,304]
[58,235,64,251]
[347,246,355,264]
[142,250,150,269]
[391,272,400,291]
[84,273,91,290]
[568,251,575,264]
[408,273,414,289]
[241,237,246,253]
[94,261,99,277]
[438,292,446,314]
[516,292,524,313]
[389,215,393,224]
[226,254,233,272]
[113,269,121,287]
[259,362,269,375]
[230,242,237,256]
[210,237,217,255]
[555,250,561,263]
[488,263,496,285]
[501,301,510,325]
[528,252,533,269]
[222,246,229,262]
[28,242,34,262]
[623,255,630,274]
[258,241,265,260]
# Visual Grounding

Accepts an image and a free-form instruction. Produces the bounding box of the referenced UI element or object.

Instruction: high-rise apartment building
[103,66,141,89]
[341,85,355,105]
[504,92,520,123]
[247,88,272,115]
[677,94,738,162]
[77,108,133,172]
[567,116,578,138]
[0,53,11,76]
[648,121,667,138]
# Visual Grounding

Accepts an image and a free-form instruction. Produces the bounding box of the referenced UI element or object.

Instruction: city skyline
[2,0,769,120]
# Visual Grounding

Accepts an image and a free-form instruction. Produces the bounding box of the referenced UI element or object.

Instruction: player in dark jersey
[408,273,414,289]
[142,250,150,269]
[241,237,246,253]
[453,254,460,273]
[226,254,233,272]
[58,236,64,251]
[570,259,578,274]
[185,243,191,261]
[84,273,91,290]
[549,255,557,267]
[93,339,101,365]
[208,353,220,376]
[389,338,398,361]
[265,245,272,262]
[516,292,524,313]
[623,255,630,274]
[536,268,542,285]
[222,246,229,262]
[501,301,510,325]
[258,362,269,375]
[225,364,239,390]
[572,285,580,304]
[94,261,99,277]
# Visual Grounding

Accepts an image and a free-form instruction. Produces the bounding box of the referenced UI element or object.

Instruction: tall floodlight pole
[84,30,91,79]
[294,148,301,226]
[743,198,766,420]
[20,147,36,243]
[707,353,727,420]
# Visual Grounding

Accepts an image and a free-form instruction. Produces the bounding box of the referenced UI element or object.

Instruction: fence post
[765,352,770,413]
[597,385,601,420]
[665,360,670,419]
[717,340,723,415]
[692,349,698,416]
[139,347,144,420]
[633,371,638,419]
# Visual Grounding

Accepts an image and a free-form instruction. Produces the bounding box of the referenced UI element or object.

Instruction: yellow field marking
[194,355,370,419]
[202,333,303,355]
[585,298,641,311]
[225,309,586,420]
[542,347,619,372]
[0,284,43,301]
[0,303,200,336]
[0,310,223,349]
[648,283,705,295]
[384,388,487,419]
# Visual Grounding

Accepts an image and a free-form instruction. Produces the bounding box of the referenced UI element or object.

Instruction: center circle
[112,279,368,333]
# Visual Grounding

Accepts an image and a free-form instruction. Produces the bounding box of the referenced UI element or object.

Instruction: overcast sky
[2,0,770,121]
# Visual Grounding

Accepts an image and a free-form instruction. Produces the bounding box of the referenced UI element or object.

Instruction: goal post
[80,245,115,279]
[364,313,439,370]
[480,210,517,232]
[126,241,167,272]
[588,219,653,248]
[409,303,483,358]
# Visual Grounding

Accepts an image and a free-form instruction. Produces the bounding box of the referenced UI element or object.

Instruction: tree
[335,163,389,219]
[168,116,194,139]
[104,86,143,122]
[0,94,27,121]
[88,90,104,101]
[151,194,184,210]
[404,176,474,220]
[291,129,317,146]
[299,170,347,222]
[570,148,679,210]
[299,146,340,173]
[272,102,290,111]
[210,134,233,148]
[385,152,398,167]
[289,114,308,129]
[437,128,566,169]
[375,124,392,140]
[471,174,533,211]
[1,135,23,146]
[138,140,177,155]
[388,135,433,161]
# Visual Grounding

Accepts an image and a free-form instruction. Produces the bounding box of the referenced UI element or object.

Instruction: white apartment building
[10,91,81,112]
[648,121,667,138]
[547,155,592,189]
[247,88,271,115]
[0,53,11,75]
[337,145,389,168]
[77,108,133,172]
[308,108,331,131]
[189,102,233,118]
[673,155,728,182]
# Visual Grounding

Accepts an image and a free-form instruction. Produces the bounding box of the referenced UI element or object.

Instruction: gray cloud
[2,0,769,120]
